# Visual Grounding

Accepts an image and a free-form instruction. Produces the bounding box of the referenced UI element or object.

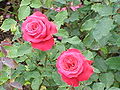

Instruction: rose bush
[21,11,57,51]
[0,0,120,89]
[56,49,94,87]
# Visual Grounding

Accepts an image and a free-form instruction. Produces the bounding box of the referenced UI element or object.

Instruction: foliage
[0,0,120,90]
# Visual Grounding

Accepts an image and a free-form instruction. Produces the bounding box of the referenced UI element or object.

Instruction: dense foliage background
[0,0,120,90]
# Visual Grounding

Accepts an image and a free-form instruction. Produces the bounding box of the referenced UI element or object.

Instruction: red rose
[21,11,57,51]
[56,49,94,87]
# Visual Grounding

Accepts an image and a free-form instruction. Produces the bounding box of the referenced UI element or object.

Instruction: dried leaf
[4,83,13,90]
[9,82,23,90]
[1,41,12,46]
[0,46,7,56]
[0,60,3,70]
[1,57,18,69]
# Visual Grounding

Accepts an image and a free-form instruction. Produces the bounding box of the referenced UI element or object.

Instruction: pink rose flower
[60,7,67,12]
[56,49,94,87]
[51,7,67,12]
[21,11,57,51]
[70,4,83,11]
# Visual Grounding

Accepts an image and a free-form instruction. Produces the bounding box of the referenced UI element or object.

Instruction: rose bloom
[21,11,57,51]
[56,49,94,87]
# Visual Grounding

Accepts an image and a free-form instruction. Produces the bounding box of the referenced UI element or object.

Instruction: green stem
[0,8,17,15]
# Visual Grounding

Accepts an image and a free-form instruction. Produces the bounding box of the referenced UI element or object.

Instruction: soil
[0,0,16,43]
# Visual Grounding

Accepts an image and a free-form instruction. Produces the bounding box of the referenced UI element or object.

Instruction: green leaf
[99,72,114,88]
[31,78,42,90]
[90,0,103,2]
[6,45,18,58]
[62,36,81,44]
[83,50,94,60]
[55,42,65,52]
[113,14,120,24]
[44,0,52,8]
[100,47,108,54]
[55,29,69,38]
[20,0,31,6]
[68,11,79,22]
[115,72,120,82]
[110,0,119,3]
[106,57,120,70]
[0,71,9,85]
[108,87,120,90]
[30,0,42,8]
[91,3,113,16]
[90,73,99,81]
[92,82,105,90]
[93,67,100,73]
[26,59,36,70]
[18,5,30,20]
[81,19,96,31]
[94,56,108,72]
[0,18,17,31]
[83,33,94,48]
[52,72,65,85]
[93,17,114,41]
[57,87,66,90]
[0,86,5,90]
[83,86,92,90]
[98,33,111,46]
[17,43,32,56]
[56,0,66,4]
[70,41,85,51]
[23,71,41,80]
[6,43,32,58]
[116,37,120,47]
[54,11,68,29]
[15,76,25,85]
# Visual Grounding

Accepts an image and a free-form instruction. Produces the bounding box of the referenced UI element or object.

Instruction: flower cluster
[51,3,83,12]
[21,11,94,87]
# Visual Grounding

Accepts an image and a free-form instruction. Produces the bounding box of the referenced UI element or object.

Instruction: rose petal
[31,37,54,51]
[49,22,57,34]
[61,74,79,87]
[67,48,81,54]
[32,11,48,19]
[87,60,94,65]
[61,7,67,11]
[57,50,84,78]
[77,60,94,81]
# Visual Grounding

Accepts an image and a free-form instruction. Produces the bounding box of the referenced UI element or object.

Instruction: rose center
[63,56,77,71]
[31,23,38,30]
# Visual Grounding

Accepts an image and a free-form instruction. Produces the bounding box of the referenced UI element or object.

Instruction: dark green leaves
[6,43,32,58]
[31,78,42,90]
[93,17,114,42]
[92,4,113,16]
[113,14,120,24]
[94,56,108,72]
[92,82,105,90]
[106,57,120,70]
[54,11,68,29]
[81,19,96,31]
[99,72,114,88]
[52,72,65,85]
